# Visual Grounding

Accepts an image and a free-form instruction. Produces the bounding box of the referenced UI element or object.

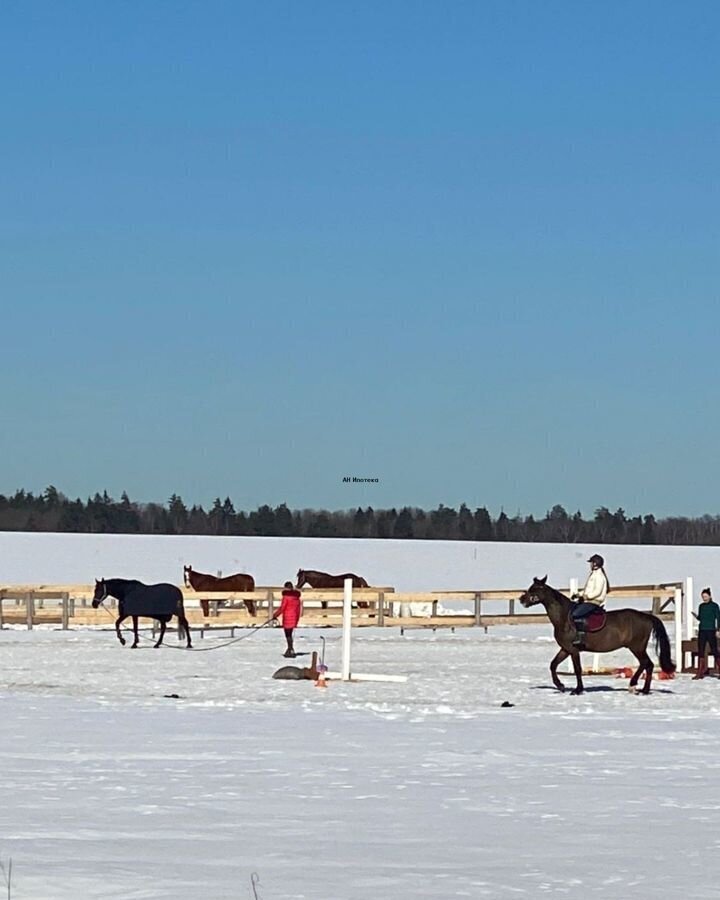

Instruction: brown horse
[296,569,370,609]
[519,576,675,695]
[183,565,256,617]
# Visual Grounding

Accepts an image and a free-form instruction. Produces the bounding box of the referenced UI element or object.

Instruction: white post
[342,578,352,681]
[569,578,579,598]
[685,577,694,642]
[674,586,683,672]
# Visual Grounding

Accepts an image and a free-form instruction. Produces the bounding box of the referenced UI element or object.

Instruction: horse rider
[571,554,609,646]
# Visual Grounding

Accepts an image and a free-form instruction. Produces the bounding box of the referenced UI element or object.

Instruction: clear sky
[1,1,718,517]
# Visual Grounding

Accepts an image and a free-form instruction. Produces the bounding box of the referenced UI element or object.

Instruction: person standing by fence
[273,581,303,658]
[692,588,720,680]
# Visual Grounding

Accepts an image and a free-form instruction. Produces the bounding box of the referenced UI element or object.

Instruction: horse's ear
[95,578,99,585]
[540,575,547,584]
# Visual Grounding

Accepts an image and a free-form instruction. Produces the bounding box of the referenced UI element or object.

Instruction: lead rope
[95,601,274,651]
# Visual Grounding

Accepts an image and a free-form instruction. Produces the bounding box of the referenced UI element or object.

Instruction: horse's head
[296,569,306,588]
[183,565,192,587]
[92,578,108,608]
[519,576,549,608]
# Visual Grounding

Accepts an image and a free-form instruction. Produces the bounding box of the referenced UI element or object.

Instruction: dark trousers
[571,602,600,622]
[698,629,718,660]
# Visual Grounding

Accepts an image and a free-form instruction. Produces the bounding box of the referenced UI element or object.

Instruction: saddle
[569,607,607,633]
[584,609,607,632]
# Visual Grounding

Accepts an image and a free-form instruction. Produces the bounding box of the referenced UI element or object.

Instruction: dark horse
[92,578,192,649]
[183,565,256,617]
[519,576,675,695]
[296,569,370,609]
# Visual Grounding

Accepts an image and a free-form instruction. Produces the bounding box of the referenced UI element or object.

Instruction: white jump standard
[324,578,408,683]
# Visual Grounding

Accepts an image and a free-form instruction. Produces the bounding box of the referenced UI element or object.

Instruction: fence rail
[0,582,682,631]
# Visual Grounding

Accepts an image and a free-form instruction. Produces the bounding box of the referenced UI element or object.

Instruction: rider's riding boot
[572,628,586,648]
[692,658,708,680]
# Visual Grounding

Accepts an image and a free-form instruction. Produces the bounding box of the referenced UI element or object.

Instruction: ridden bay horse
[183,565,256,617]
[92,578,192,649]
[296,569,370,609]
[519,576,675,695]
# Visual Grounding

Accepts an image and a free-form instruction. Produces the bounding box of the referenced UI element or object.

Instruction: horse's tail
[651,615,676,674]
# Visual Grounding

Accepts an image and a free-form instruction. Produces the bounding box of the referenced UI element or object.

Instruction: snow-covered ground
[2,622,720,899]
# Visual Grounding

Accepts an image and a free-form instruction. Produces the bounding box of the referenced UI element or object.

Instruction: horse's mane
[107,577,145,588]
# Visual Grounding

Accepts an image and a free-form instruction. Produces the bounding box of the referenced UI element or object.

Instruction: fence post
[0,591,4,629]
[26,591,35,630]
[474,592,482,627]
[266,590,274,623]
[377,591,385,627]
[674,586,683,671]
[61,592,69,630]
[508,597,515,616]
[685,577,694,642]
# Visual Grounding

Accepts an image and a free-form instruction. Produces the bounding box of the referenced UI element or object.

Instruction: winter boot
[692,658,708,680]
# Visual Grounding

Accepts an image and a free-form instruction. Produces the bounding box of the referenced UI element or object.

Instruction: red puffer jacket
[275,590,302,628]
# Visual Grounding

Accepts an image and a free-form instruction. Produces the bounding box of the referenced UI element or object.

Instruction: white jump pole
[674,586,683,671]
[342,577,353,681]
[324,578,407,684]
[685,577,694,642]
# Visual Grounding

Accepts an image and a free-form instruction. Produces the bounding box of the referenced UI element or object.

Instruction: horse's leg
[569,650,585,695]
[628,649,653,694]
[201,599,209,617]
[131,616,140,648]
[245,599,257,617]
[154,619,167,648]
[178,614,192,648]
[115,615,128,646]
[549,648,569,692]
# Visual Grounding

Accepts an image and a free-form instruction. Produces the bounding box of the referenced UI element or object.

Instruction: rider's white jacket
[579,569,608,605]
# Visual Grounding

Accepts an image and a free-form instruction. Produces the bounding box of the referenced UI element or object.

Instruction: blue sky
[1,1,718,517]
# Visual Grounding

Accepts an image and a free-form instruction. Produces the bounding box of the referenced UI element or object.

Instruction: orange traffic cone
[315,665,328,688]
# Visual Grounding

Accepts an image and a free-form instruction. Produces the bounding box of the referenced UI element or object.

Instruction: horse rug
[123,584,180,618]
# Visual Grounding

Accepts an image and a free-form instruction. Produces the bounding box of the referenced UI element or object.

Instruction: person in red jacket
[273,581,303,657]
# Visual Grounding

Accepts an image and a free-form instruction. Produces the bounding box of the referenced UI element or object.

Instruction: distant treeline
[2,487,720,545]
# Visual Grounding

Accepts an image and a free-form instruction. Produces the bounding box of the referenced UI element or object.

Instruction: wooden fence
[0,582,681,631]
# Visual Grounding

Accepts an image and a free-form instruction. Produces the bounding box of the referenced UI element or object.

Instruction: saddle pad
[586,609,607,633]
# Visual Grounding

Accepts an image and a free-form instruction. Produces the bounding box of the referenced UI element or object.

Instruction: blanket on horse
[122,583,181,618]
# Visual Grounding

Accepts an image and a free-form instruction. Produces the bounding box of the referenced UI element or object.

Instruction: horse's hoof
[570,689,584,696]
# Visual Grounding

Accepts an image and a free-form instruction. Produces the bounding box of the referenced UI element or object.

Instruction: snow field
[1,625,720,899]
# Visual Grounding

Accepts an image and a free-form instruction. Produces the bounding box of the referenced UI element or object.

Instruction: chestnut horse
[183,565,256,616]
[519,576,675,695]
[296,569,370,609]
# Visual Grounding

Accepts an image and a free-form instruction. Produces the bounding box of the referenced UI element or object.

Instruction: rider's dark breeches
[571,602,599,621]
